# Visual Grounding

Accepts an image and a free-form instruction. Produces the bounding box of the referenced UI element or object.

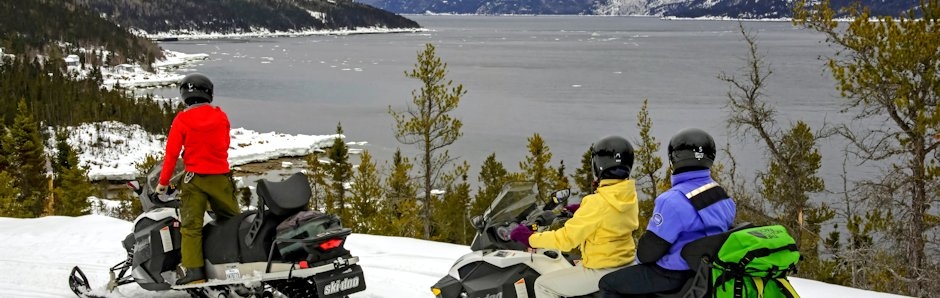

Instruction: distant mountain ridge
[356,0,920,17]
[2,0,420,66]
[79,0,420,35]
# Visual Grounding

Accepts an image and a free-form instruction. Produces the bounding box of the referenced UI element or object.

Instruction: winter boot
[176,267,206,285]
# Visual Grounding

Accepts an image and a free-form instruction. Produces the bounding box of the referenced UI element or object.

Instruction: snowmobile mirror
[470,215,484,230]
[544,189,570,210]
[126,180,143,195]
[553,189,570,202]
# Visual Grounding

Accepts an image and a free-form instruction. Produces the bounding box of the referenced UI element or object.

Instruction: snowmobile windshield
[483,182,540,225]
[145,161,185,190]
[138,161,185,211]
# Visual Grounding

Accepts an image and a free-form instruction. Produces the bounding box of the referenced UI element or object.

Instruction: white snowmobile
[431,181,756,298]
[68,163,366,298]
[431,181,598,298]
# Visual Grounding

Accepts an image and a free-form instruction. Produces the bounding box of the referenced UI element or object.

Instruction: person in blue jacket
[598,128,737,297]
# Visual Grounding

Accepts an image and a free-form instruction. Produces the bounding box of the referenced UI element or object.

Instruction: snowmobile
[68,163,366,298]
[430,181,598,298]
[430,181,756,298]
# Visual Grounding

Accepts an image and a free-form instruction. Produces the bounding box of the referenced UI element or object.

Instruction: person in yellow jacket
[510,135,640,298]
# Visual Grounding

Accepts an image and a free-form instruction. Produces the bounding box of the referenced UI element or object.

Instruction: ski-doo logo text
[475,293,502,298]
[323,277,360,295]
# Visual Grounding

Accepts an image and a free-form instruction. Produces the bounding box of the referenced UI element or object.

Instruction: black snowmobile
[69,163,366,298]
[430,182,754,298]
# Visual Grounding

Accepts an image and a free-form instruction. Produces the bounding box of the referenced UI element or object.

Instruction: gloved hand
[155,184,168,194]
[564,203,581,213]
[509,224,534,247]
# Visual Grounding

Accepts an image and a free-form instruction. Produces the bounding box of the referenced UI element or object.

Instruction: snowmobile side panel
[460,263,539,298]
[131,216,181,289]
[203,211,256,264]
[431,275,463,298]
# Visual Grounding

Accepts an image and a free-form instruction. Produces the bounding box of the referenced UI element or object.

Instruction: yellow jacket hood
[528,179,639,269]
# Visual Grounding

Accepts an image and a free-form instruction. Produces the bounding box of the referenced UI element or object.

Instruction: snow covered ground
[0,216,912,298]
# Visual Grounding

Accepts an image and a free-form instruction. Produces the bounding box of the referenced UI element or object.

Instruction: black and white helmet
[179,73,214,106]
[592,135,635,180]
[668,128,716,170]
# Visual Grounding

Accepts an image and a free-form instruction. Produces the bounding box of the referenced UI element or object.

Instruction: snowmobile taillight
[299,261,309,269]
[318,238,344,251]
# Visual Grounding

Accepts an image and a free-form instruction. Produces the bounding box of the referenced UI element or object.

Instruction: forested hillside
[654,0,921,18]
[78,0,420,34]
[0,0,162,66]
[361,0,921,17]
[0,58,180,135]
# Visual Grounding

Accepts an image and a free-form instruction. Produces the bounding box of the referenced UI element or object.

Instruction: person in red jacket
[156,73,240,285]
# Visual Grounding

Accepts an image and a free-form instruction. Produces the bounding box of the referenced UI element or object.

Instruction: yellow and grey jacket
[528,179,639,269]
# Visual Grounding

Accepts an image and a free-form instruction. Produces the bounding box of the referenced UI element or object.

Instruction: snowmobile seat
[256,172,311,217]
[656,222,755,298]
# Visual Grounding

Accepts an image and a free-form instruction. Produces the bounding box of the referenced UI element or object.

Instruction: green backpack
[710,225,801,298]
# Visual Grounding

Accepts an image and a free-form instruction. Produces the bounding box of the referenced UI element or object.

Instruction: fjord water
[158,15,852,189]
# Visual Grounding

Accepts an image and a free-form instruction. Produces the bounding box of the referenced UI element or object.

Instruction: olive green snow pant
[179,172,240,268]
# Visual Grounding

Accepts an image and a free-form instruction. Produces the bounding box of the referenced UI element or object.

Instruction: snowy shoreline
[59,122,347,181]
[144,27,429,41]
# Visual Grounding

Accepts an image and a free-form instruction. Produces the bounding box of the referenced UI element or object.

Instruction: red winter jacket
[159,104,231,185]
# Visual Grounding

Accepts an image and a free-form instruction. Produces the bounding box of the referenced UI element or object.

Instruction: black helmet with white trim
[179,73,214,106]
[592,135,634,180]
[668,128,716,170]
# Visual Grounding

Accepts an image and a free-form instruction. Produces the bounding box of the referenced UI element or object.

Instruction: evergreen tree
[0,171,18,217]
[554,160,570,191]
[383,148,421,238]
[388,43,466,239]
[719,22,834,283]
[305,152,328,211]
[518,133,556,200]
[349,150,384,234]
[51,130,94,216]
[572,146,595,195]
[3,99,49,218]
[432,162,472,244]
[632,99,666,235]
[472,153,509,218]
[795,2,940,294]
[325,123,352,222]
